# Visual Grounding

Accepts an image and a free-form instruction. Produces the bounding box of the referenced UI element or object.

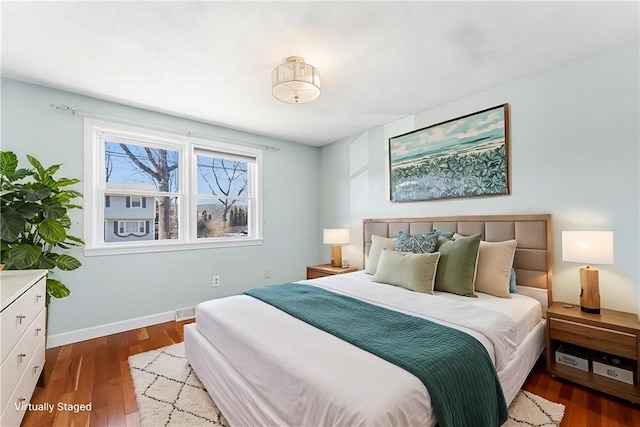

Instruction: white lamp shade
[323,229,350,245]
[272,56,321,104]
[562,231,614,265]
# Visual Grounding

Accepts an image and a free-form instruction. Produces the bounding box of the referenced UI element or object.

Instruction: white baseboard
[46,310,175,349]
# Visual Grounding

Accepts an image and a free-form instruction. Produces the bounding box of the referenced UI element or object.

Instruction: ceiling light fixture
[272,56,321,104]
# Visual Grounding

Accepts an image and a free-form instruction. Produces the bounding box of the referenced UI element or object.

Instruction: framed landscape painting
[389,104,509,202]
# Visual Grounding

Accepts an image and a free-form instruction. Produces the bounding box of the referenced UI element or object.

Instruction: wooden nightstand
[546,302,640,403]
[306,264,357,279]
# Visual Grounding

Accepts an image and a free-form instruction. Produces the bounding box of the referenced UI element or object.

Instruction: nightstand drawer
[550,318,637,360]
[306,265,357,280]
[307,270,330,279]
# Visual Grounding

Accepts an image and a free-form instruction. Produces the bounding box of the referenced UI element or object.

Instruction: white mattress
[186,272,544,426]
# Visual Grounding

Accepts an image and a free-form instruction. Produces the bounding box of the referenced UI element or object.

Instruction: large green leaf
[9,168,33,182]
[56,254,82,270]
[42,202,66,220]
[37,218,67,245]
[0,151,18,175]
[65,234,85,245]
[16,202,43,219]
[59,234,85,249]
[56,178,81,187]
[33,253,57,269]
[46,164,62,176]
[58,215,72,229]
[0,188,16,198]
[47,278,70,299]
[6,243,42,269]
[21,186,52,202]
[0,205,25,241]
[61,189,82,199]
[27,154,47,182]
[0,240,8,264]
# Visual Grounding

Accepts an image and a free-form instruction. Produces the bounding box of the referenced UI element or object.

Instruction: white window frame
[130,196,142,208]
[117,220,147,235]
[84,118,263,256]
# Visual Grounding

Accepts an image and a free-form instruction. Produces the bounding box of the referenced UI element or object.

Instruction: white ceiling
[2,1,638,146]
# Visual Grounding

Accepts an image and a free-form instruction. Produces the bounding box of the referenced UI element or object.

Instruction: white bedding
[186,271,544,427]
[298,271,542,370]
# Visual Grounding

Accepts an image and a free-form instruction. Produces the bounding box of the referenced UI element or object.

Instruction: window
[84,118,262,255]
[196,150,253,239]
[129,196,143,208]
[118,221,147,235]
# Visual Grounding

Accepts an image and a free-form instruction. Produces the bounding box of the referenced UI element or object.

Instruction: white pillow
[365,235,397,274]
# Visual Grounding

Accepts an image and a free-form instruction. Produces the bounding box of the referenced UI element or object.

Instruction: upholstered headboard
[363,214,553,307]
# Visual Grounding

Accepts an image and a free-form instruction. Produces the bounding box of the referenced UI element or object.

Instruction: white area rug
[129,343,564,427]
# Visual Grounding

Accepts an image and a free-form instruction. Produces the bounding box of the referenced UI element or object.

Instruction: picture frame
[389,104,510,202]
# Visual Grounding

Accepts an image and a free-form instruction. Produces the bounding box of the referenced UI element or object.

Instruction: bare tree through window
[105,142,179,239]
[197,156,249,238]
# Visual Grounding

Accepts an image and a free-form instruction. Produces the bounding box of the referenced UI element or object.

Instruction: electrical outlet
[212,275,220,287]
[264,269,270,279]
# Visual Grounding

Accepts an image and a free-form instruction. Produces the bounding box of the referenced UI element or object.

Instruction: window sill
[83,238,264,257]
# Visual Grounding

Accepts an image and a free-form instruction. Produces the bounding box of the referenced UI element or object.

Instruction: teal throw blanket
[245,283,508,427]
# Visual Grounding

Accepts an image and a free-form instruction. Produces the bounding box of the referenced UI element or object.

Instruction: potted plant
[0,151,84,303]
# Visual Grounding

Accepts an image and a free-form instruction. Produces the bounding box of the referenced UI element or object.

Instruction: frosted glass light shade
[323,229,350,245]
[272,56,321,104]
[562,231,614,265]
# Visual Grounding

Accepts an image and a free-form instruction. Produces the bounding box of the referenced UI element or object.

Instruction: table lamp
[323,229,350,267]
[562,231,614,314]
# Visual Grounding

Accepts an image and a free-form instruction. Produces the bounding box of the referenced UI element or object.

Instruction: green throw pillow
[372,249,441,294]
[434,234,481,297]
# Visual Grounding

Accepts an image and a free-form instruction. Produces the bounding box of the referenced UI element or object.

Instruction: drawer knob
[17,314,26,324]
[36,294,42,301]
[33,365,40,373]
[18,353,26,363]
[36,328,42,335]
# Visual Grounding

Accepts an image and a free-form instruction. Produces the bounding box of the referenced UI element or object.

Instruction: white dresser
[1,270,48,427]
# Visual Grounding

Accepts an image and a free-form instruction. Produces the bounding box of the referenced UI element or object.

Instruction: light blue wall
[319,40,640,314]
[1,78,321,335]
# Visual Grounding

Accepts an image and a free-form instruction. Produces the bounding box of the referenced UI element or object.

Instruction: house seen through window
[84,119,263,255]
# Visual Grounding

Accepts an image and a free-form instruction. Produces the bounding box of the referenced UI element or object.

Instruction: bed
[185,214,553,426]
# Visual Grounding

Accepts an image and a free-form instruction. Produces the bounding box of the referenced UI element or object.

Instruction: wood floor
[21,319,640,427]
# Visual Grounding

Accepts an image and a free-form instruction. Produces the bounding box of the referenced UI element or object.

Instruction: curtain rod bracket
[50,104,77,114]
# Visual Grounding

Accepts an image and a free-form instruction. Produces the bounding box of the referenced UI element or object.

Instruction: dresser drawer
[1,307,46,412]
[0,338,46,427]
[550,317,637,359]
[0,276,46,363]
